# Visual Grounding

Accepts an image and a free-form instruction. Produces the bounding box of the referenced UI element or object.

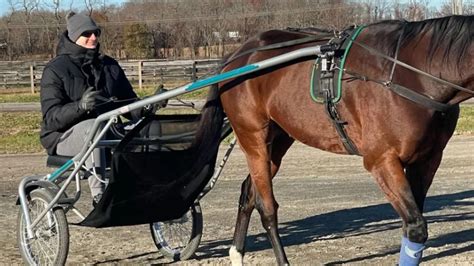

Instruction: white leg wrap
[229,246,244,266]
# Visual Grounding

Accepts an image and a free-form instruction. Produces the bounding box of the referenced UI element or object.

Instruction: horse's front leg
[365,154,427,266]
[401,151,444,262]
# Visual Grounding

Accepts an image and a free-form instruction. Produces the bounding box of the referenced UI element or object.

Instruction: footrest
[47,155,73,168]
[58,197,76,205]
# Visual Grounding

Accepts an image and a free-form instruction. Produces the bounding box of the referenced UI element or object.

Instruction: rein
[346,26,473,112]
[353,41,473,95]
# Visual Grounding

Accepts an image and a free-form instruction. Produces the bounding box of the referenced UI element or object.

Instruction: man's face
[75,30,100,49]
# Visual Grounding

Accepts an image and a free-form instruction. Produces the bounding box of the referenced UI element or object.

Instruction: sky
[0,0,125,16]
[0,0,455,17]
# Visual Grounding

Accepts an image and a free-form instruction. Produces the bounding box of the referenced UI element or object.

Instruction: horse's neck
[434,53,473,105]
[400,38,473,106]
[453,46,474,104]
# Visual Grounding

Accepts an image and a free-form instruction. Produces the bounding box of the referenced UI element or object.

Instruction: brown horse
[197,15,473,264]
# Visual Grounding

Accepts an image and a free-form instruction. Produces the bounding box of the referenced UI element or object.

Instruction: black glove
[154,85,168,109]
[79,87,100,111]
[141,104,156,117]
[137,85,168,118]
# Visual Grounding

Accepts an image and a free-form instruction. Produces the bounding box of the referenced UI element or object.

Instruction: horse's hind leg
[230,174,255,265]
[230,131,293,265]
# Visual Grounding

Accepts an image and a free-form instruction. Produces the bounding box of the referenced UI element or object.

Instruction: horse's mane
[372,15,473,67]
[405,15,473,65]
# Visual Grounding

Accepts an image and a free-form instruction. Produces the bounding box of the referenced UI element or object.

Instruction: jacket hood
[57,31,100,60]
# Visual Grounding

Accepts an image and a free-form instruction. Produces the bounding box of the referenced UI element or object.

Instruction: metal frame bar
[19,118,116,238]
[18,44,330,238]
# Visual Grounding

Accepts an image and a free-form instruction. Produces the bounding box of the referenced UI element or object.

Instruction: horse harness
[222,27,361,155]
[308,26,365,155]
[347,23,474,113]
[223,24,474,156]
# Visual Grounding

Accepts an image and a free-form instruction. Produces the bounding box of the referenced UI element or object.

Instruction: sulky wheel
[150,202,203,261]
[17,188,69,265]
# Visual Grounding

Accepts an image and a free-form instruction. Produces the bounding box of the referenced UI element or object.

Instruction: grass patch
[1,106,473,154]
[0,93,40,103]
[0,81,208,103]
[0,112,43,154]
[456,105,474,135]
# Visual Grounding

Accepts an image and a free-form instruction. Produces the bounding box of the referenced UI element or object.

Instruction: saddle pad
[310,25,366,104]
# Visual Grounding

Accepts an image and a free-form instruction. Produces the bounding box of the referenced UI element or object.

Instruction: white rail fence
[0,59,221,93]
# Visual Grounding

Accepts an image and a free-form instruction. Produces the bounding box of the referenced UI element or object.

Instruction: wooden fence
[0,59,220,93]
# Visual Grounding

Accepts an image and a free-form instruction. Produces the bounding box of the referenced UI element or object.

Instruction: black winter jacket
[40,32,137,155]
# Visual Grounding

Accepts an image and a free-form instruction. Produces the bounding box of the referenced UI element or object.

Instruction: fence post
[30,64,35,94]
[191,61,197,81]
[138,60,143,90]
[160,67,164,85]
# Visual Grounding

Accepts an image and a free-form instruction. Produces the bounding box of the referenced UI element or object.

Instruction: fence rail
[0,59,221,93]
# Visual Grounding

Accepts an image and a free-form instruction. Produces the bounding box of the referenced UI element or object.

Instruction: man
[40,12,138,205]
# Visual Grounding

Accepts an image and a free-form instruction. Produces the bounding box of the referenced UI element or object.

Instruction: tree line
[0,0,471,61]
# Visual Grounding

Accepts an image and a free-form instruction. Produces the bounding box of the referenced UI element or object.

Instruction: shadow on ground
[93,190,474,263]
[198,190,474,262]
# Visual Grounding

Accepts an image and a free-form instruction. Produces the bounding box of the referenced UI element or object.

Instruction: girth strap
[323,91,360,155]
[344,70,452,112]
[389,83,452,112]
[308,26,364,155]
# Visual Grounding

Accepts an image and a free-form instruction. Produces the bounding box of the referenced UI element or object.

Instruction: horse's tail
[179,81,224,190]
[192,83,225,157]
[178,57,236,197]
[190,58,230,165]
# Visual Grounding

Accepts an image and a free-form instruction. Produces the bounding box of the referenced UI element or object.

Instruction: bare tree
[37,0,63,57]
[0,0,469,61]
[84,0,94,15]
[2,11,15,60]
[23,0,40,53]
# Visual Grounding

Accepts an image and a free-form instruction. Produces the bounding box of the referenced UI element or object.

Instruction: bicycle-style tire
[17,188,69,265]
[149,202,203,261]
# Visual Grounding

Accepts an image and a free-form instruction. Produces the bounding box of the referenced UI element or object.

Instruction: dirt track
[1,136,473,265]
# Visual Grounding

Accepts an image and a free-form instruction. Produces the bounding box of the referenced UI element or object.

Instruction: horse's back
[226,28,332,66]
[220,28,347,152]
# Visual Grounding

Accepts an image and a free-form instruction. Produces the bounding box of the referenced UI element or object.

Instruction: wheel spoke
[160,213,192,250]
[18,190,68,265]
[150,205,202,261]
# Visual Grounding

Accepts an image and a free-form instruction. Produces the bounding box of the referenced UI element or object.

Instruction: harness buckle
[383,81,392,87]
[321,57,328,72]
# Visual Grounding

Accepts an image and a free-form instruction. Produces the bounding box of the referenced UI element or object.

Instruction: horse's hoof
[229,246,244,266]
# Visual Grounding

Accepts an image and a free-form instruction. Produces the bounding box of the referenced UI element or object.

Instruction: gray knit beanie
[66,12,100,42]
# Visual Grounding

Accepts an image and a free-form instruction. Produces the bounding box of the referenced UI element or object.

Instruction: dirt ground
[1,136,473,265]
